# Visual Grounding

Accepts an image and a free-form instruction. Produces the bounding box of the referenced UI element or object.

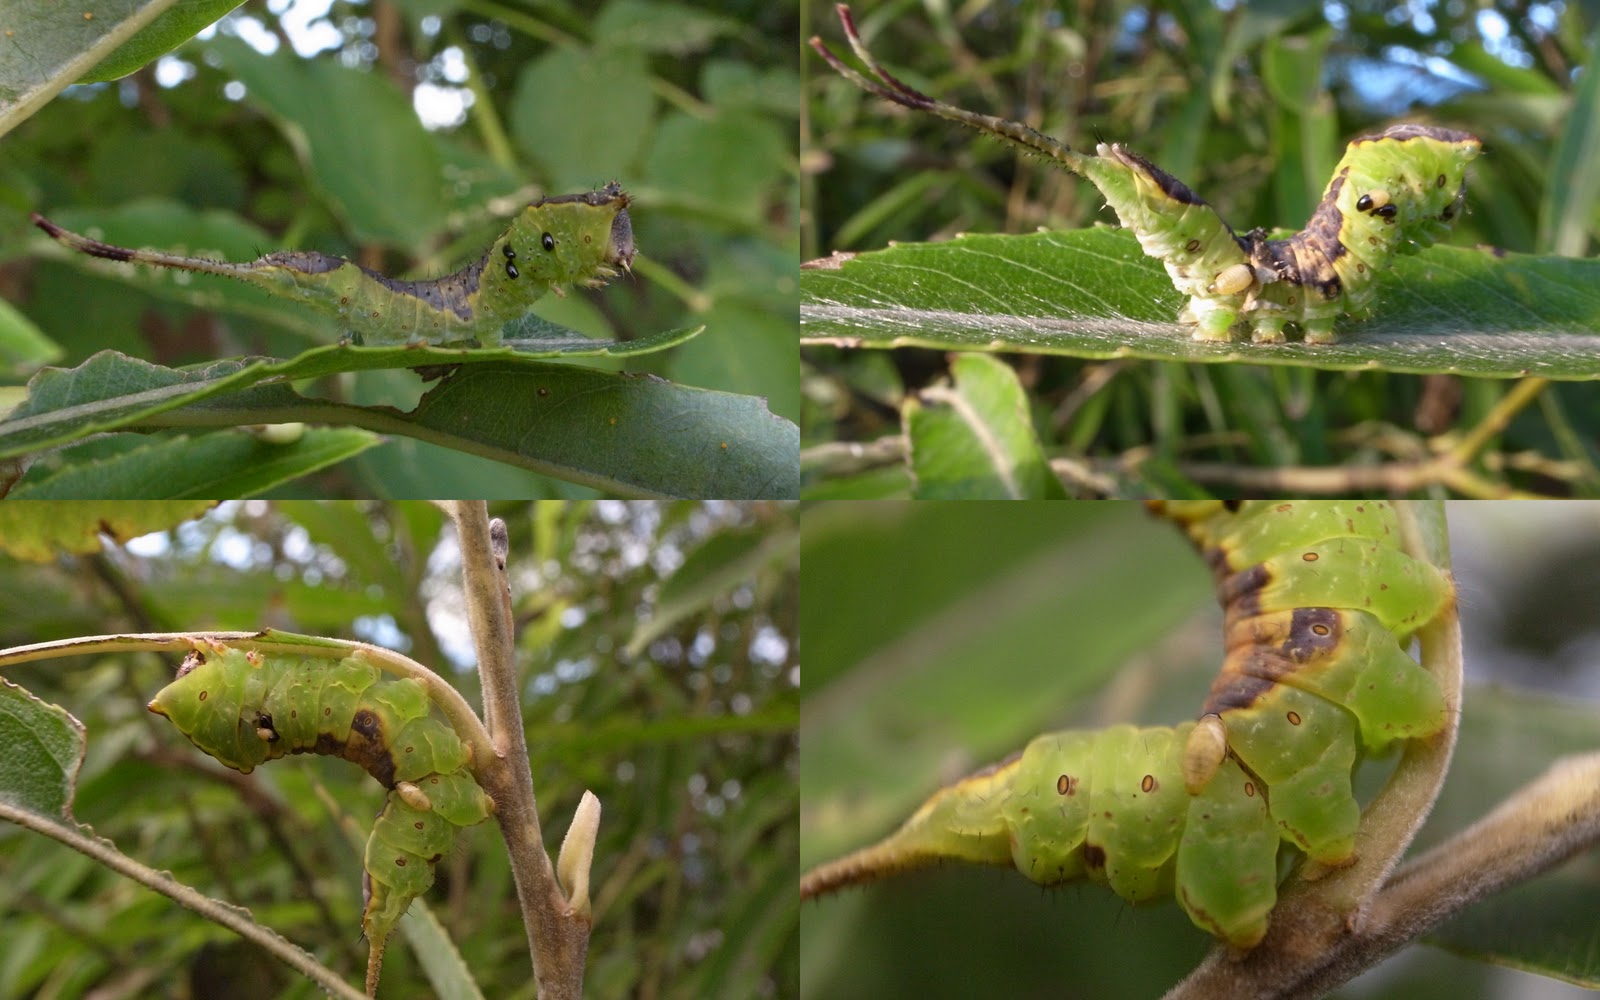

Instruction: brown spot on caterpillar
[1287,711,1303,726]
[1245,781,1258,797]
[1141,774,1157,793]
[395,857,408,868]
[1437,173,1447,188]
[1200,607,1343,715]
[1302,552,1319,562]
[1083,843,1107,869]
[1185,238,1202,253]
[1283,607,1342,661]
[1216,562,1269,620]
[1057,774,1078,795]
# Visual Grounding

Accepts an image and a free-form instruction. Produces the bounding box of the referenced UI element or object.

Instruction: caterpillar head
[521,181,636,288]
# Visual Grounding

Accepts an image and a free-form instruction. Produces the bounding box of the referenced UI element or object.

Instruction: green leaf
[702,61,801,117]
[396,900,489,1000]
[1538,28,1600,256]
[0,678,86,818]
[643,112,789,222]
[802,228,1600,378]
[510,45,654,193]
[0,295,63,371]
[903,354,1066,499]
[0,0,179,139]
[0,347,794,498]
[625,523,798,656]
[7,428,380,498]
[592,0,742,55]
[0,500,216,561]
[206,38,448,247]
[77,0,245,83]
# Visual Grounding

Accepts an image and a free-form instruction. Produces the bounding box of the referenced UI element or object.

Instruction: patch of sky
[353,613,409,652]
[749,625,788,668]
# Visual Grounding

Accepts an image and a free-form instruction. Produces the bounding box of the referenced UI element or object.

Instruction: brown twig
[443,502,592,1000]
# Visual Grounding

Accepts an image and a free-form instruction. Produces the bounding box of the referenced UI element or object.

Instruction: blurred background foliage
[801,0,1600,498]
[0,500,798,999]
[1,0,798,495]
[800,500,1600,999]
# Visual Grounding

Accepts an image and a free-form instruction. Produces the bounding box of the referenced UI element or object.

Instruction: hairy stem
[444,501,591,1000]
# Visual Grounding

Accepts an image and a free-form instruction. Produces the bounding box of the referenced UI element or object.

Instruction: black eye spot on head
[541,232,555,252]
[503,245,516,259]
[1356,190,1392,215]
[1376,204,1398,220]
[505,261,519,279]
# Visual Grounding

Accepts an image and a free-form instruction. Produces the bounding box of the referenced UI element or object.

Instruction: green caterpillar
[148,640,495,995]
[801,500,1454,948]
[32,183,635,347]
[811,6,1481,344]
